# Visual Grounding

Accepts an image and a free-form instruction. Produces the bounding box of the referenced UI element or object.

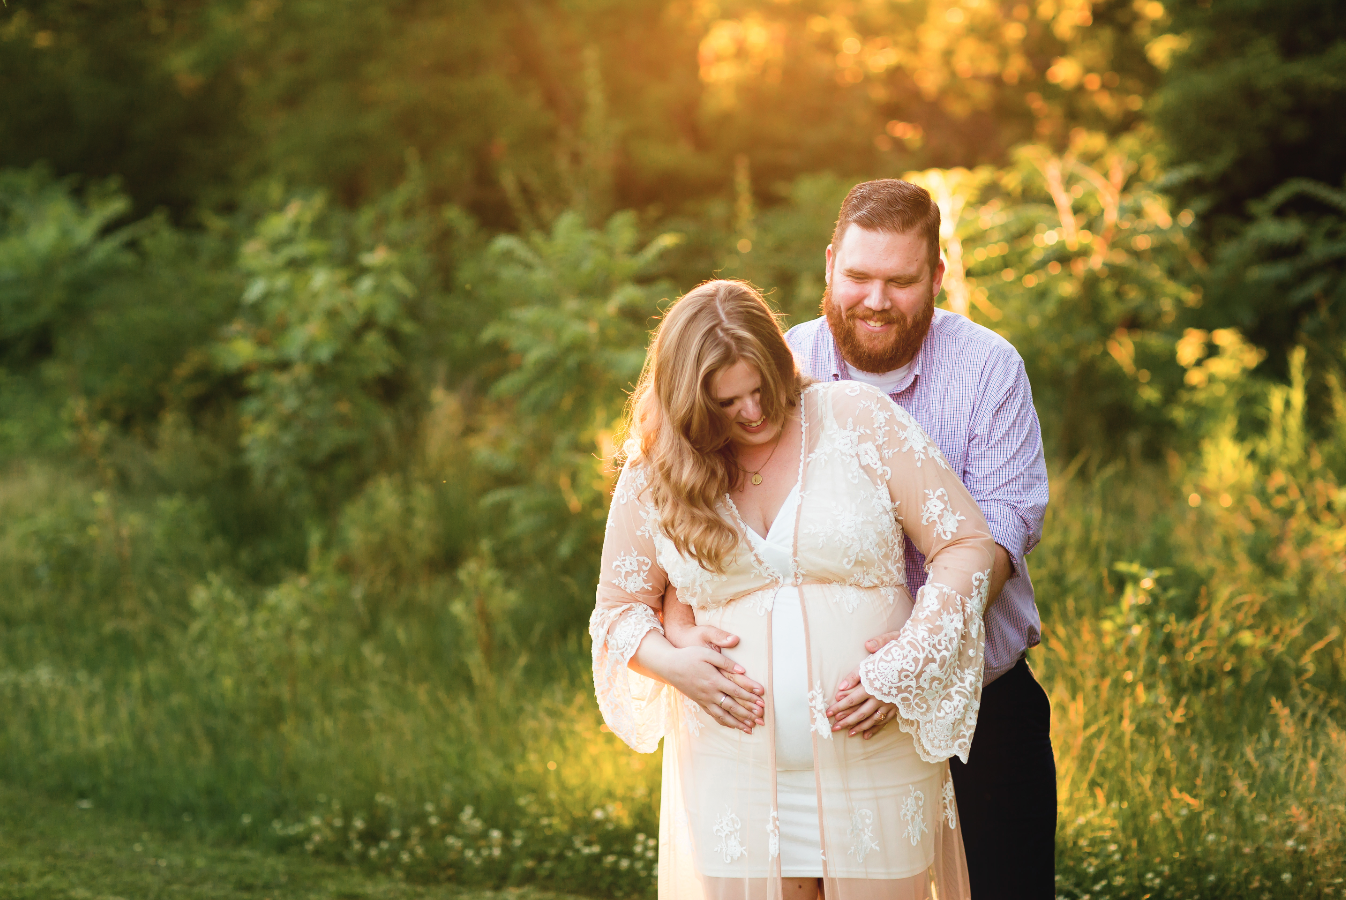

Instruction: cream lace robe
[590,382,996,900]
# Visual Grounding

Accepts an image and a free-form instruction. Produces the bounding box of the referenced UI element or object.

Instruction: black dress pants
[949,657,1057,899]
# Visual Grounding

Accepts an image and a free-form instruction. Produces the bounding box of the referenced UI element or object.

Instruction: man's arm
[662,587,698,639]
[962,348,1048,593]
[662,583,744,653]
[986,543,1013,611]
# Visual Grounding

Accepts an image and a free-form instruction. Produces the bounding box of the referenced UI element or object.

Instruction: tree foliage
[1152,0,1346,370]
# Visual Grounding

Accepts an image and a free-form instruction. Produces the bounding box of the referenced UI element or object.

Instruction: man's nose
[862,281,889,311]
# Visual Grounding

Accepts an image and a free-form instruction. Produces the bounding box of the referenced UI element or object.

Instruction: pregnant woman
[590,279,995,899]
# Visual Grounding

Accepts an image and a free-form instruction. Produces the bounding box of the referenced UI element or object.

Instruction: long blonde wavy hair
[620,280,807,573]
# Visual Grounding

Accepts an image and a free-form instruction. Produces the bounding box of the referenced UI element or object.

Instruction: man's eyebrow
[842,266,921,281]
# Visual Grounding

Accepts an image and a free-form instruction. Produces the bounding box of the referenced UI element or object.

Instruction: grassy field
[3,445,1343,900]
[0,781,588,900]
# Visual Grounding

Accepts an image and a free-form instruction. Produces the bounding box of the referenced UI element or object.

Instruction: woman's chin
[733,422,779,445]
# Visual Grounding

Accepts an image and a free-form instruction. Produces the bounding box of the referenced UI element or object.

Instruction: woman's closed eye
[719,390,759,409]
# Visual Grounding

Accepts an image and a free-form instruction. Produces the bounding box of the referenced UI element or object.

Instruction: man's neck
[844,358,914,395]
[852,355,914,377]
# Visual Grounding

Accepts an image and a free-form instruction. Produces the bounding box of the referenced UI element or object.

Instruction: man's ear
[825,244,834,285]
[931,255,947,298]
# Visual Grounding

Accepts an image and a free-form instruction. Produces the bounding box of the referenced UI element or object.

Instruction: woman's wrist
[630,630,680,686]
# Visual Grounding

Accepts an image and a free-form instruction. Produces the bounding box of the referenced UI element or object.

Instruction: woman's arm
[591,462,763,749]
[822,386,996,762]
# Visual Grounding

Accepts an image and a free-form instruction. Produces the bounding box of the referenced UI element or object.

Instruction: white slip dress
[742,483,825,878]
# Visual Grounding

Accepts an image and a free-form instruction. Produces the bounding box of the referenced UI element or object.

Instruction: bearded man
[664,179,1054,897]
[794,178,1054,897]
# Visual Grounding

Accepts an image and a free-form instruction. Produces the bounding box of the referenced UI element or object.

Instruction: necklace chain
[738,423,784,486]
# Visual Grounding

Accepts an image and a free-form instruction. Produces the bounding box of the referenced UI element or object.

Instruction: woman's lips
[738,415,767,433]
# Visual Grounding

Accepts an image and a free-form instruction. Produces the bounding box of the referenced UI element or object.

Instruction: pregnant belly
[696,583,914,771]
[772,587,813,769]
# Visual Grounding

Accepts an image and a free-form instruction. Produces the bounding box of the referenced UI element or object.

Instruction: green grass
[0,780,587,900]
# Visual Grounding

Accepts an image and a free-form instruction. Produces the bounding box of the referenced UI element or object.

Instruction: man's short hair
[830,179,941,276]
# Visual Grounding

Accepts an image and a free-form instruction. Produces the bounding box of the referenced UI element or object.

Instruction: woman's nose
[741,397,762,421]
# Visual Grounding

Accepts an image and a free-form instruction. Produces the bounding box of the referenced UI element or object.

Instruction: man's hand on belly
[833,544,1012,740]
[825,675,898,740]
[663,584,743,653]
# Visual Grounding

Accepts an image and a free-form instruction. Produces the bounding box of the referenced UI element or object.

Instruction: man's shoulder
[927,309,1022,371]
[784,316,829,350]
[785,317,835,381]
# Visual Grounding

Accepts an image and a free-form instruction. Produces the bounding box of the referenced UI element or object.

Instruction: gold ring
[720,693,729,708]
[877,711,886,720]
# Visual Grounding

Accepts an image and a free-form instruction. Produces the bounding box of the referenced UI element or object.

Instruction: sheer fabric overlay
[589,382,996,899]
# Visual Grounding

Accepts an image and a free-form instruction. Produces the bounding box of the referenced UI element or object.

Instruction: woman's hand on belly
[660,584,767,733]
[824,624,909,741]
[637,634,766,733]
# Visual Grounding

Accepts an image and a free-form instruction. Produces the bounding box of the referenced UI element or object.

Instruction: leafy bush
[473,210,681,625]
[211,194,424,514]
[1202,178,1346,384]
[925,131,1201,459]
[0,166,241,428]
[0,166,133,367]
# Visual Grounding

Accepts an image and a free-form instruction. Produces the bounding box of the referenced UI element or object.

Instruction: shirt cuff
[981,505,1030,575]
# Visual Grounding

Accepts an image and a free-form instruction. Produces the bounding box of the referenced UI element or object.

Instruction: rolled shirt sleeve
[965,349,1048,576]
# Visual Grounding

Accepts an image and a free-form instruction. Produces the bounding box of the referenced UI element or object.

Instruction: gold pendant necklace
[740,425,782,486]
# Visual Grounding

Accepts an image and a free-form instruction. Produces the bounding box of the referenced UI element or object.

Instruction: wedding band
[719,693,730,708]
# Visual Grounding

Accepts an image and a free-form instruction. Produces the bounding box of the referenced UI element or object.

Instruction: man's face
[823,224,945,374]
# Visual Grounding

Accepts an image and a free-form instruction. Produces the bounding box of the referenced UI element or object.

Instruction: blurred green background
[1,1,1344,898]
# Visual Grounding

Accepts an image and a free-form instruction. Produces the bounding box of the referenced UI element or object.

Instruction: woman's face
[709,359,781,449]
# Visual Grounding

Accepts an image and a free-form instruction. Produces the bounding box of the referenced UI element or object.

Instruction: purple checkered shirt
[786,309,1049,684]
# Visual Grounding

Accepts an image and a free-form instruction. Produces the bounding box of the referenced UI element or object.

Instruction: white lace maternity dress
[590,381,996,900]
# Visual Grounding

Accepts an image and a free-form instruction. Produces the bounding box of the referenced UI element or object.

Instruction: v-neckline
[724,389,811,548]
[742,482,800,543]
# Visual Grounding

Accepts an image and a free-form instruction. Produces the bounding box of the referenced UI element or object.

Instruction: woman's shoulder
[808,379,912,423]
[612,444,655,507]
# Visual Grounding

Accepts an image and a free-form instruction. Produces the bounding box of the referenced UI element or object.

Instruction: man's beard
[822,282,935,374]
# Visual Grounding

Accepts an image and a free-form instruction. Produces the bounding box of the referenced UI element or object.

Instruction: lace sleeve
[836,384,996,763]
[590,460,668,753]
